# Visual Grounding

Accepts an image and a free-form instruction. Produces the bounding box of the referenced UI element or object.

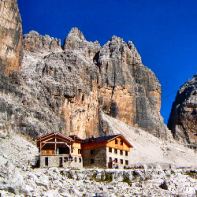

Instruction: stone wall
[40,155,83,168]
[82,147,107,168]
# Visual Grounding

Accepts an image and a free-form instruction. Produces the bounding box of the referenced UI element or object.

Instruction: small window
[120,159,123,164]
[125,151,128,156]
[74,157,77,162]
[90,150,94,155]
[78,149,81,154]
[120,140,123,145]
[82,95,85,101]
[64,157,68,162]
[90,159,95,164]
[79,158,82,163]
[125,160,129,165]
[114,158,118,163]
[120,150,123,155]
[109,147,112,152]
[115,139,118,144]
[114,149,117,154]
[45,157,48,166]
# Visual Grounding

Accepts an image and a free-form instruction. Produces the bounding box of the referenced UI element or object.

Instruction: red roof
[82,134,133,148]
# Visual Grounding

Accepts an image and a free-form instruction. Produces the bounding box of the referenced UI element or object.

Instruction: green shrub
[123,175,132,186]
[185,170,197,179]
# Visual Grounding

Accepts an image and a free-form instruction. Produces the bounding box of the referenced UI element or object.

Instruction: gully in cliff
[36,132,133,169]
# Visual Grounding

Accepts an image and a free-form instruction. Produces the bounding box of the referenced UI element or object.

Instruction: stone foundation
[40,155,83,168]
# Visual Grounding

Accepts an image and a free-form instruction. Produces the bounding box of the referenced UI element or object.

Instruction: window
[64,157,68,162]
[120,140,123,145]
[120,159,123,164]
[78,149,81,154]
[109,147,112,152]
[74,157,77,162]
[58,147,69,154]
[59,157,63,167]
[125,151,128,156]
[120,150,123,155]
[114,158,118,163]
[90,150,94,155]
[114,149,117,154]
[115,139,118,144]
[79,158,82,163]
[82,95,85,101]
[45,157,48,166]
[90,159,95,164]
[125,160,129,165]
[109,157,112,162]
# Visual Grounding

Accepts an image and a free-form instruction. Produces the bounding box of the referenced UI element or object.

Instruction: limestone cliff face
[23,31,62,53]
[0,0,22,74]
[17,28,168,139]
[64,27,101,60]
[20,29,101,138]
[0,0,168,139]
[168,75,197,145]
[97,36,165,137]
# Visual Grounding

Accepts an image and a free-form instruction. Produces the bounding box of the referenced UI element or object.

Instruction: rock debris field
[0,131,196,197]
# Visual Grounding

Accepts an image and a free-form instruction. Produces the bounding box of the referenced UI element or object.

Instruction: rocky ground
[0,127,196,197]
[1,166,197,197]
[102,113,197,167]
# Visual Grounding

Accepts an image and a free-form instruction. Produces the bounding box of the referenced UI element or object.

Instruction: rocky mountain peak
[64,27,101,60]
[67,27,86,41]
[0,25,167,139]
[168,74,197,145]
[0,0,168,140]
[23,31,62,53]
[111,35,124,43]
[98,35,142,66]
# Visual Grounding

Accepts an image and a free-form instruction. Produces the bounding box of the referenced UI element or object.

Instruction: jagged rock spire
[66,27,86,41]
[64,27,101,60]
[23,31,62,53]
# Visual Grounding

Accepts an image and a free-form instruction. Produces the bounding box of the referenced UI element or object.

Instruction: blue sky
[18,0,197,123]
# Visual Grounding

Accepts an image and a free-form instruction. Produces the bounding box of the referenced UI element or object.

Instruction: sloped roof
[82,134,133,148]
[69,135,83,142]
[36,132,73,142]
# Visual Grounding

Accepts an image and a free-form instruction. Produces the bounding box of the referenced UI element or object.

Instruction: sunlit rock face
[168,75,197,145]
[18,27,168,139]
[0,0,168,139]
[20,29,101,138]
[0,0,22,74]
[96,36,166,138]
[23,31,62,53]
